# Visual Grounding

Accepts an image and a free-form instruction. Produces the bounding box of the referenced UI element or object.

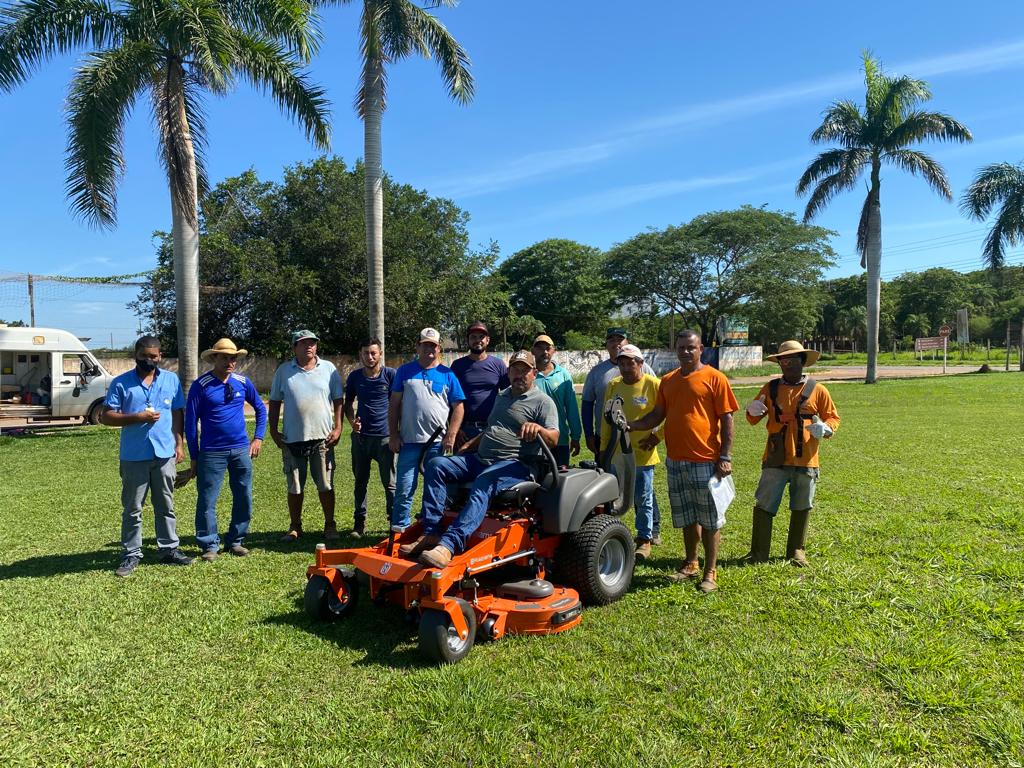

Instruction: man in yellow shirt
[600,344,661,560]
[744,340,840,566]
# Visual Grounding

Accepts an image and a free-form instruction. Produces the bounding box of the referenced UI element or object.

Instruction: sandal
[279,529,301,542]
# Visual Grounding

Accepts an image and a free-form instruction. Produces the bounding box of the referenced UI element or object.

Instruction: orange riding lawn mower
[304,398,638,664]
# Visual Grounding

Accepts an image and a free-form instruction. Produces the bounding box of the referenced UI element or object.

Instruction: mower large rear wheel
[304,573,359,622]
[419,598,476,664]
[559,514,634,605]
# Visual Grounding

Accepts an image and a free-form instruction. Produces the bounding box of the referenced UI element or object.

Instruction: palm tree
[961,161,1024,270]
[350,0,473,350]
[0,0,330,387]
[797,53,971,383]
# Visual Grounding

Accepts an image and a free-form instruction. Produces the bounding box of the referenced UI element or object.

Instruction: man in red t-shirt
[627,330,738,592]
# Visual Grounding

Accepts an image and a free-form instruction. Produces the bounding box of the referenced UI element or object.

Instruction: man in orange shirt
[627,330,738,593]
[744,340,839,567]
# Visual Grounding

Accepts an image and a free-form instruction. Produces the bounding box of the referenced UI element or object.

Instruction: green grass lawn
[2,374,1023,767]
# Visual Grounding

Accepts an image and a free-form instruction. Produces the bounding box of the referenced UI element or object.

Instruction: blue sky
[1,1,1023,348]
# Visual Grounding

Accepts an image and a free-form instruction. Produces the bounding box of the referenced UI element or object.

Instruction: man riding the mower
[398,350,560,568]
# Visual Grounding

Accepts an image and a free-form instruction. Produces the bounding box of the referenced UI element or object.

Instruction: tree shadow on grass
[243,528,385,556]
[0,538,200,580]
[262,595,429,670]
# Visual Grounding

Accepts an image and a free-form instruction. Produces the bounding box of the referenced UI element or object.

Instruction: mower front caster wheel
[304,573,359,622]
[419,598,476,664]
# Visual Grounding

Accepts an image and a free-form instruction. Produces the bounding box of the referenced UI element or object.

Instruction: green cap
[291,329,318,345]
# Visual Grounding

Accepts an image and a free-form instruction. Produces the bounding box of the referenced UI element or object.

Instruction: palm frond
[873,74,930,130]
[883,111,972,149]
[64,40,157,227]
[232,31,330,150]
[182,72,210,198]
[801,162,863,223]
[403,0,473,103]
[174,0,235,94]
[809,100,865,148]
[221,0,323,61]
[796,148,867,195]
[0,0,124,91]
[883,148,952,200]
[960,162,1024,219]
[856,192,872,267]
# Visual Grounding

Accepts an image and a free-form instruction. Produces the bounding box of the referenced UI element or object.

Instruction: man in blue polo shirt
[185,338,267,561]
[388,327,465,531]
[342,337,396,537]
[451,321,508,442]
[102,335,192,577]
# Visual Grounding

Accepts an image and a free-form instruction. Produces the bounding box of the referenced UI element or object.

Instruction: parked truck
[0,325,114,429]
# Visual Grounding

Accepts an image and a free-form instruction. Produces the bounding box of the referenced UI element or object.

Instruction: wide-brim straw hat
[201,338,249,363]
[765,340,820,366]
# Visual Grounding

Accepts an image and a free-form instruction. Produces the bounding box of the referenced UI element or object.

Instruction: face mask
[136,359,158,373]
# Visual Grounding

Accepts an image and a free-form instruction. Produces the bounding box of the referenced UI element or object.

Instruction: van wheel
[558,514,635,606]
[87,400,104,425]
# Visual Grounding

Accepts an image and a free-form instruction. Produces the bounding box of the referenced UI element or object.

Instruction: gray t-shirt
[478,385,559,465]
[269,358,344,443]
[581,357,655,436]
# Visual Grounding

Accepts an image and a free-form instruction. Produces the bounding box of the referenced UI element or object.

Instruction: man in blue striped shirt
[185,338,267,560]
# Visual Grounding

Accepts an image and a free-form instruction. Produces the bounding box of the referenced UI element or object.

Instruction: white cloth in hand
[746,399,768,417]
[808,420,832,439]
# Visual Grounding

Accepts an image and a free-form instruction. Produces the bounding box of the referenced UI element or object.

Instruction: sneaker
[419,545,453,569]
[698,568,718,593]
[201,549,219,562]
[651,535,663,546]
[398,534,440,558]
[225,545,249,557]
[352,518,366,539]
[324,523,340,542]
[115,555,142,578]
[279,529,301,543]
[158,548,193,566]
[668,559,701,582]
[635,539,653,561]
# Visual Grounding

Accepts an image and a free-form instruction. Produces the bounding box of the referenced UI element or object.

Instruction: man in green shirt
[531,334,582,467]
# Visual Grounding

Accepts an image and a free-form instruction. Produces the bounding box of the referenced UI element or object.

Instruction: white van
[0,325,115,428]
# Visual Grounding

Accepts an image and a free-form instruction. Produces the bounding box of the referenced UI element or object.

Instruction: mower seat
[492,480,541,508]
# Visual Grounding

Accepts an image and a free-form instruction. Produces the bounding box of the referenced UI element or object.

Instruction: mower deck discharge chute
[304,397,637,664]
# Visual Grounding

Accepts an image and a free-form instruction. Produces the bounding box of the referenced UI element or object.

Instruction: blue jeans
[392,442,443,529]
[553,444,571,467]
[634,466,656,540]
[420,454,534,554]
[653,489,661,536]
[195,447,253,552]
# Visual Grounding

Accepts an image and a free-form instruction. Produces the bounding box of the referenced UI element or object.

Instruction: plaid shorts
[667,459,725,530]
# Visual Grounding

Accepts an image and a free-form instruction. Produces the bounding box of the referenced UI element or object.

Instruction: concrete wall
[98,345,762,390]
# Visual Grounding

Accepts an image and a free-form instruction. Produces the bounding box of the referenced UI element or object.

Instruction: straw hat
[201,338,248,363]
[765,340,820,366]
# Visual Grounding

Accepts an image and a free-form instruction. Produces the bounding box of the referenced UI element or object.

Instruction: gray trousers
[120,457,179,557]
[350,433,396,522]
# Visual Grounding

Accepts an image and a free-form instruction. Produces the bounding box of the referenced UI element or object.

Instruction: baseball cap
[467,321,489,335]
[532,334,555,347]
[616,343,645,363]
[508,350,536,369]
[418,327,442,345]
[291,329,318,345]
[606,327,628,340]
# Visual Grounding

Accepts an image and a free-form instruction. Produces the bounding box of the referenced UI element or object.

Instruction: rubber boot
[745,507,774,564]
[786,509,811,567]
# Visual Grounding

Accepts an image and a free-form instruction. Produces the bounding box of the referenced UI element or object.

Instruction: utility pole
[27,273,35,326]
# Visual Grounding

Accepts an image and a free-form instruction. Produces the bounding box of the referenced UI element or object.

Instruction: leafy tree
[607,207,835,347]
[0,318,27,327]
[902,313,931,338]
[961,161,1024,270]
[499,239,616,347]
[134,157,497,356]
[337,0,473,350]
[797,53,971,383]
[0,0,330,387]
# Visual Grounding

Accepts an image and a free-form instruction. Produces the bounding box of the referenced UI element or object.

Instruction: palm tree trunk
[363,55,386,351]
[167,64,200,389]
[865,160,882,384]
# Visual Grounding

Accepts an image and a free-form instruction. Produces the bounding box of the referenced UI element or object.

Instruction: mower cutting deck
[304,398,637,664]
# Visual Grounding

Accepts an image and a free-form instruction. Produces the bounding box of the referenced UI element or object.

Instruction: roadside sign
[938,325,952,338]
[915,337,944,351]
